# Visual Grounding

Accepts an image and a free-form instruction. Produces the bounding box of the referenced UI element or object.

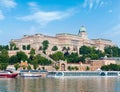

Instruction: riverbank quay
[1,69,120,79]
[15,70,120,78]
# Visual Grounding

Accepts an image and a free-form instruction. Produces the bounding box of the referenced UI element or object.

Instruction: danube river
[0,77,120,92]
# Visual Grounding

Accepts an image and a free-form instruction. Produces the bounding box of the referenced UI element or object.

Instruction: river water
[0,77,120,92]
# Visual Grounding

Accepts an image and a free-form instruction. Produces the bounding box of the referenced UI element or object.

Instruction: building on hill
[10,26,114,55]
[53,59,116,71]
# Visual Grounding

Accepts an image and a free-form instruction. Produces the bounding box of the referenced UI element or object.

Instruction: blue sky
[0,0,120,46]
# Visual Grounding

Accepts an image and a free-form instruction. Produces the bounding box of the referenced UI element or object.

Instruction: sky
[0,0,120,46]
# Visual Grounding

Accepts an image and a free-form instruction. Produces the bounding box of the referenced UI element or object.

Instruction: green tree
[80,45,91,55]
[42,40,49,54]
[0,45,2,51]
[101,64,120,71]
[0,45,13,50]
[67,66,72,71]
[10,42,16,50]
[27,64,32,70]
[86,66,90,71]
[0,63,8,70]
[74,66,79,70]
[1,49,8,55]
[49,51,64,61]
[80,46,105,60]
[89,53,99,60]
[14,63,20,70]
[104,46,120,57]
[16,51,28,62]
[9,55,18,64]
[104,46,113,57]
[71,67,75,70]
[52,46,58,51]
[79,55,86,62]
[64,53,81,63]
[32,60,38,70]
[0,49,9,63]
[54,65,59,71]
[29,48,35,62]
[0,45,10,51]
[34,54,52,65]
[95,50,105,58]
[30,48,35,56]
[14,46,19,50]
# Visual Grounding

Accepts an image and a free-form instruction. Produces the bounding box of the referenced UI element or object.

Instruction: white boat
[47,71,120,78]
[20,70,41,77]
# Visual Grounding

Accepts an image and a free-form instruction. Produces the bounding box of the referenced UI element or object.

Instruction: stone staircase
[35,51,56,63]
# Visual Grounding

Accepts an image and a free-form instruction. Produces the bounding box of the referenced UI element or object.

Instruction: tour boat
[20,70,41,77]
[0,70,18,78]
[47,71,120,78]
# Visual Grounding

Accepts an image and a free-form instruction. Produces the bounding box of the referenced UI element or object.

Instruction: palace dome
[80,26,86,32]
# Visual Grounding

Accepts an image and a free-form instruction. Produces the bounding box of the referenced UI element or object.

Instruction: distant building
[10,26,114,55]
[57,59,116,71]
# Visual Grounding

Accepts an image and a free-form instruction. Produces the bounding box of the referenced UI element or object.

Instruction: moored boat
[0,70,18,78]
[20,70,41,77]
[47,71,120,78]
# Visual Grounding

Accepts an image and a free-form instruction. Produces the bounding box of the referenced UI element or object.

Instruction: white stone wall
[11,31,114,54]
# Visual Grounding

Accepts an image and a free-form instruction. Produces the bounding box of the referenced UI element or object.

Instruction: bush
[0,63,8,70]
[14,63,20,70]
[27,65,32,70]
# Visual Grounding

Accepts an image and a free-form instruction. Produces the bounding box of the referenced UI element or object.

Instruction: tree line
[0,48,52,70]
[101,64,120,71]
[1,40,120,70]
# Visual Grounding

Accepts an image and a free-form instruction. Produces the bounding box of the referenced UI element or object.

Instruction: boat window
[56,72,63,76]
[30,70,39,72]
[101,72,106,76]
[20,70,29,72]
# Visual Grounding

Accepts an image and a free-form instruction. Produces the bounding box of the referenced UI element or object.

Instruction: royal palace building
[10,26,114,55]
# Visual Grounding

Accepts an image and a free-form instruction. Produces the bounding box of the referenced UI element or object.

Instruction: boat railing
[47,71,120,77]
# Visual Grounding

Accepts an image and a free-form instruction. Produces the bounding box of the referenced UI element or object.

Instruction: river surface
[0,77,120,92]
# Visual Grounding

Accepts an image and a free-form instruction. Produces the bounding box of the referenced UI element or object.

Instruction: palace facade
[10,26,114,54]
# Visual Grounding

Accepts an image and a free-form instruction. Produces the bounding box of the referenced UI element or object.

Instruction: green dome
[80,26,86,32]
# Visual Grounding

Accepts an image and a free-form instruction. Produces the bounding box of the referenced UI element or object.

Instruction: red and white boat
[0,70,18,78]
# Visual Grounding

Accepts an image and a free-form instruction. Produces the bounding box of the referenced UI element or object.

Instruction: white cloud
[0,10,5,20]
[83,0,103,10]
[17,9,74,26]
[0,0,17,8]
[28,2,39,12]
[99,24,120,46]
[28,2,38,7]
[101,24,120,38]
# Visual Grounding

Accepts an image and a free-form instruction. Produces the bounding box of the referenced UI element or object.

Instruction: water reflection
[0,77,119,92]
